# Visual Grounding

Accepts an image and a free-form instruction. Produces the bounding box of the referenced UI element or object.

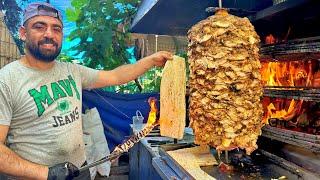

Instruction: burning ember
[265,34,277,44]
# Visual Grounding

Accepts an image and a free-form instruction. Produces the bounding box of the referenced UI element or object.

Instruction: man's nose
[43,28,54,38]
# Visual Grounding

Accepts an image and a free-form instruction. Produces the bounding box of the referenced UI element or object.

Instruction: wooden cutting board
[160,55,186,139]
[167,146,217,180]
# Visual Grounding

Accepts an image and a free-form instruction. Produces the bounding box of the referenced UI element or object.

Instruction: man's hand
[148,51,173,67]
[47,162,79,180]
[91,51,173,88]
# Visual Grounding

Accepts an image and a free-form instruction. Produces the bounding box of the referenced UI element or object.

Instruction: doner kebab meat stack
[188,9,264,155]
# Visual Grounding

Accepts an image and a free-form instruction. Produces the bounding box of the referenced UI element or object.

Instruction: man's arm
[0,125,48,180]
[91,51,172,88]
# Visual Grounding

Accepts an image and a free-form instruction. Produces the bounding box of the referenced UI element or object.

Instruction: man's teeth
[41,43,55,47]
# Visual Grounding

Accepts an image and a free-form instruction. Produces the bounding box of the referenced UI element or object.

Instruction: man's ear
[19,26,27,41]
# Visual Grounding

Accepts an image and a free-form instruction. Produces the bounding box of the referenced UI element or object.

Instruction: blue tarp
[82,90,160,151]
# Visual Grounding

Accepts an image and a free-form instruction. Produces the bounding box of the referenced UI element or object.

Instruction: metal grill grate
[262,125,320,153]
[260,36,320,61]
[263,86,320,102]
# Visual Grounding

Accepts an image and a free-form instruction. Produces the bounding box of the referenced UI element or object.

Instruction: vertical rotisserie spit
[188,9,264,154]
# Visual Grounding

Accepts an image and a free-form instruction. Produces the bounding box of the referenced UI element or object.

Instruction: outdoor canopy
[130,0,273,36]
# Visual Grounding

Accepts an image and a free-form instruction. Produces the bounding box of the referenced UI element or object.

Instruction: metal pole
[225,150,229,163]
[219,0,222,8]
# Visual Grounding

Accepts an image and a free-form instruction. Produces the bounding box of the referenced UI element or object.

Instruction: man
[0,2,172,180]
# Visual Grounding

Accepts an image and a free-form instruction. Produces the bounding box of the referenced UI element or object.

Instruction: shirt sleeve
[75,64,99,89]
[0,81,12,126]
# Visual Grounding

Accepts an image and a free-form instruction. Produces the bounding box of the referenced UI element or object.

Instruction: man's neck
[20,54,55,70]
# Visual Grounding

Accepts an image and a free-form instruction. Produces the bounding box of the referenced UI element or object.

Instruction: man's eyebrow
[52,24,62,29]
[31,21,62,29]
[32,21,47,26]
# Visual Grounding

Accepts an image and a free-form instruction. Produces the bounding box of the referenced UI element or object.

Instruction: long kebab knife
[79,97,159,172]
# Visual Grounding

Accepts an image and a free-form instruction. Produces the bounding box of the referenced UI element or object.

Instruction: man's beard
[26,38,61,62]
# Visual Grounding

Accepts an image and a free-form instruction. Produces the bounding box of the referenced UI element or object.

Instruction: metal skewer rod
[219,0,222,8]
[225,150,229,163]
[79,123,159,172]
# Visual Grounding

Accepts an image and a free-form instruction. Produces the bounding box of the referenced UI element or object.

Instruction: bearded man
[0,2,172,180]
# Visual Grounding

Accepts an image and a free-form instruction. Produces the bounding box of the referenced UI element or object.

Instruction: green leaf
[66,8,80,22]
[71,0,88,9]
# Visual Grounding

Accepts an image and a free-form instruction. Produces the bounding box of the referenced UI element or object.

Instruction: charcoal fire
[187,9,264,154]
[260,58,320,134]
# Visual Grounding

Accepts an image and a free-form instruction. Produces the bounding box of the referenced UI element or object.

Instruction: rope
[92,89,131,119]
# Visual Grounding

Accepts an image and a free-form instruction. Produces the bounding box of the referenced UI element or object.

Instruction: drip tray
[155,144,320,180]
[201,151,299,180]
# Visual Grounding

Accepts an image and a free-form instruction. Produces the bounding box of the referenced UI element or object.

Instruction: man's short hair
[23,2,63,25]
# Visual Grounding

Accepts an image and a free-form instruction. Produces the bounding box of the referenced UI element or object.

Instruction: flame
[265,34,277,44]
[147,97,158,125]
[264,99,303,122]
[260,60,315,122]
[260,61,314,87]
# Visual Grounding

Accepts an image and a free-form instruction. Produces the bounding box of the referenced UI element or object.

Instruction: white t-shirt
[0,60,98,167]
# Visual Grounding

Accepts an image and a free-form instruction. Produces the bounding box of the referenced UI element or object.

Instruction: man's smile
[40,43,57,50]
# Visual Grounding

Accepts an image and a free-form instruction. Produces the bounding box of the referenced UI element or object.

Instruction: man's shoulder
[55,61,79,68]
[0,60,19,89]
[0,60,19,75]
[0,60,19,68]
[55,61,88,73]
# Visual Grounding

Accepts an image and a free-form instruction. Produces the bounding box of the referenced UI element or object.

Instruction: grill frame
[262,125,320,153]
[263,86,320,102]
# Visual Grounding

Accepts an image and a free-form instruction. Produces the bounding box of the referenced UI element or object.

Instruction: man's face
[20,16,63,62]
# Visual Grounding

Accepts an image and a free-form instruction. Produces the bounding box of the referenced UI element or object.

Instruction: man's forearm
[92,51,172,88]
[115,56,154,84]
[0,143,48,180]
[110,55,155,85]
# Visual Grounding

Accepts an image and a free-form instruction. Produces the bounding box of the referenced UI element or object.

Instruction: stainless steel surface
[158,144,320,179]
